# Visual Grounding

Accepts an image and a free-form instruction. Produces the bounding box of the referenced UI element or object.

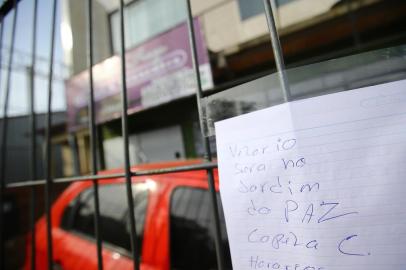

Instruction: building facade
[60,0,406,175]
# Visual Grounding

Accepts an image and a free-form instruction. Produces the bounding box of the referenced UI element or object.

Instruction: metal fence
[0,0,289,269]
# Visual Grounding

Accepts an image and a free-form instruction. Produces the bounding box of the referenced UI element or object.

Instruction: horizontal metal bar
[53,173,125,184]
[6,180,46,188]
[5,162,218,189]
[202,69,273,98]
[131,162,218,176]
[5,173,126,188]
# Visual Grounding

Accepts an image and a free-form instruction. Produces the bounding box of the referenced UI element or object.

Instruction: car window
[170,187,232,270]
[61,183,149,256]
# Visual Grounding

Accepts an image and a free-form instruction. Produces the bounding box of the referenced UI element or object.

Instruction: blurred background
[1,0,405,268]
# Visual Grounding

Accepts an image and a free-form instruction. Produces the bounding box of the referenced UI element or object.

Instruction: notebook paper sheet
[215,79,406,270]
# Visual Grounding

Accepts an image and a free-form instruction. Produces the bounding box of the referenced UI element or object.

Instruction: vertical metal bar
[87,0,103,269]
[0,15,5,270]
[0,1,18,268]
[44,0,58,269]
[118,1,140,270]
[96,126,106,170]
[345,0,361,50]
[68,134,80,175]
[29,0,38,269]
[185,1,225,270]
[263,0,291,102]
[270,0,280,28]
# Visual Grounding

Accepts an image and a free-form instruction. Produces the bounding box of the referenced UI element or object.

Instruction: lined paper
[215,79,406,270]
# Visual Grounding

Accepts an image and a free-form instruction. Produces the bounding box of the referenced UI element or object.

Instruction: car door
[55,182,149,270]
[168,185,233,270]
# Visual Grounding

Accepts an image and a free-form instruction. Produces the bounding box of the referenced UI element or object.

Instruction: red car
[24,160,231,270]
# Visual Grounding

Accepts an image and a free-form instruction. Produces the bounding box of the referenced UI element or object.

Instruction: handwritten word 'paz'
[247,199,358,224]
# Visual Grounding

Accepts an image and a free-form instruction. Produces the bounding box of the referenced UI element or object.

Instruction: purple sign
[66,19,212,131]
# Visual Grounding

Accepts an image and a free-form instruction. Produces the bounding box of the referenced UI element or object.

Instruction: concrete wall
[62,0,111,75]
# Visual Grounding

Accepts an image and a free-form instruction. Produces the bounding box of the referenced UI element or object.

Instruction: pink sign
[66,19,212,131]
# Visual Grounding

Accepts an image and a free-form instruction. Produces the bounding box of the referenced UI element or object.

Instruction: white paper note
[215,79,406,270]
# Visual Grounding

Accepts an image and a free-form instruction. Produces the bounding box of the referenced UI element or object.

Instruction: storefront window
[109,0,187,53]
[237,0,296,20]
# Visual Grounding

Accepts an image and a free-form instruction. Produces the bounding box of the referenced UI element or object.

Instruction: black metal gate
[0,0,291,269]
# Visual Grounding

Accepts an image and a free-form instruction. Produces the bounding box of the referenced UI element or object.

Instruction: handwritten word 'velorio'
[228,138,297,158]
[249,255,323,270]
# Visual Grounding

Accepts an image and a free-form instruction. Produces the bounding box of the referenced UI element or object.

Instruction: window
[170,187,232,270]
[237,0,296,20]
[109,0,187,54]
[61,183,149,256]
